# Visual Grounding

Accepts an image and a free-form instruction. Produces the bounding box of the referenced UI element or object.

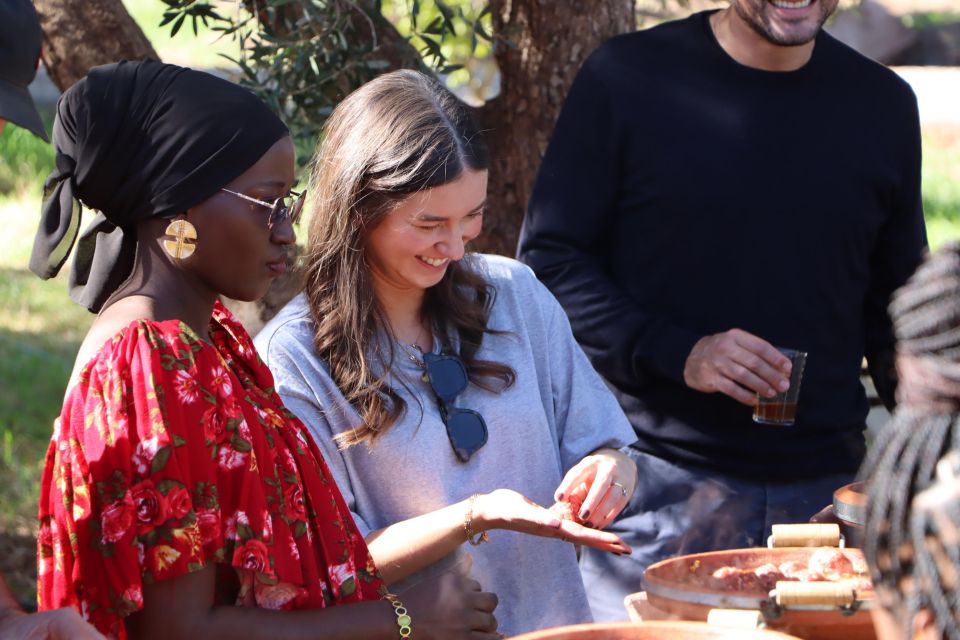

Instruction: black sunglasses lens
[269,192,305,228]
[268,201,285,228]
[446,410,487,462]
[425,355,468,400]
[289,193,305,224]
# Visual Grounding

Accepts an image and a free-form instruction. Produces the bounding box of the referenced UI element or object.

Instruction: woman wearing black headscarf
[31,60,498,640]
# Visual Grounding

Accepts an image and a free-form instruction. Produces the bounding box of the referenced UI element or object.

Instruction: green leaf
[231,435,253,453]
[420,35,443,61]
[237,522,254,540]
[140,528,158,546]
[293,520,308,538]
[171,14,187,37]
[155,479,183,494]
[340,576,356,596]
[424,16,444,35]
[151,446,172,474]
[475,23,491,42]
[203,6,225,21]
[436,0,457,35]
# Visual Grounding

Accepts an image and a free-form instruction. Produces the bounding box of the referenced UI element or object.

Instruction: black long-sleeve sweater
[519,11,927,479]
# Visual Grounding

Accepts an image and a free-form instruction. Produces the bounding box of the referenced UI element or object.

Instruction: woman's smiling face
[365,168,487,297]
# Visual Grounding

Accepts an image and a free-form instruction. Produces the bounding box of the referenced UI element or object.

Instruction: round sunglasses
[422,352,488,463]
[220,188,306,229]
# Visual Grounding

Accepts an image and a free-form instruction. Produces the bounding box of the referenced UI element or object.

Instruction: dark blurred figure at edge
[860,242,960,640]
[0,0,102,638]
[519,0,927,621]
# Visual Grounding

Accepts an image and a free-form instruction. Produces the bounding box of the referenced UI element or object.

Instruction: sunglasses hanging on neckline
[422,352,488,463]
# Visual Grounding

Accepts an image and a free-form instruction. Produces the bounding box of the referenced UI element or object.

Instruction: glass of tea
[753,348,807,426]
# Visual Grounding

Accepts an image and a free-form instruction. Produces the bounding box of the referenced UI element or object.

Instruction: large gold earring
[162,219,198,259]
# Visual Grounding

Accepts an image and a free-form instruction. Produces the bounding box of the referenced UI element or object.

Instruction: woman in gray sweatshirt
[255,69,637,637]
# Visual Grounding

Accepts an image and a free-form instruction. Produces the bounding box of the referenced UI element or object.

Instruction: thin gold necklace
[398,319,432,368]
[401,342,425,369]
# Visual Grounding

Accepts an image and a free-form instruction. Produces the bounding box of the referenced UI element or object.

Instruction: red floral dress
[37,302,384,638]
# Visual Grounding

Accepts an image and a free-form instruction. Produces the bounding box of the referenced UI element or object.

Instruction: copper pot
[512,621,803,640]
[833,482,867,547]
[641,547,876,640]
[833,481,866,522]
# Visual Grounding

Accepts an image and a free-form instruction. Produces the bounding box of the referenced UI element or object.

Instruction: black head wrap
[29,59,289,312]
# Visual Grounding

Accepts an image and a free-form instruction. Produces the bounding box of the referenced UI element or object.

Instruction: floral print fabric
[37,302,383,638]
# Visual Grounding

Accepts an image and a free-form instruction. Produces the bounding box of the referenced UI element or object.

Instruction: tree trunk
[34,0,158,91]
[474,0,635,256]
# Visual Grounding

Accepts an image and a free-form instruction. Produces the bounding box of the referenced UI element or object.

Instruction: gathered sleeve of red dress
[37,302,383,638]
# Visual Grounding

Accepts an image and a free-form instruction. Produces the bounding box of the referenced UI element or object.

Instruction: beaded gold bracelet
[463,493,490,546]
[383,592,412,639]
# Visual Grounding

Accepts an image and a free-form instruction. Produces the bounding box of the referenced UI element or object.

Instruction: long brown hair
[302,69,515,448]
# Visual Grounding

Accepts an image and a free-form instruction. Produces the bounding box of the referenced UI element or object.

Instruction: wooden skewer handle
[774,580,856,607]
[769,523,842,548]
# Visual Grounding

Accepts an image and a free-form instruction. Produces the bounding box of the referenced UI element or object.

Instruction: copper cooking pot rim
[833,481,867,526]
[643,547,874,611]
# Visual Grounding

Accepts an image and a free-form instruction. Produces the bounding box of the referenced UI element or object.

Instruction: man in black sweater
[519,0,927,622]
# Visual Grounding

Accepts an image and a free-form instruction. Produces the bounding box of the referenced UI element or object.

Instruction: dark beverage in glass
[752,348,807,426]
[753,401,798,425]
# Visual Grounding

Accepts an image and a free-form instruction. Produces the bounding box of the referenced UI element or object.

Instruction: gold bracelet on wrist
[383,592,412,639]
[463,493,490,546]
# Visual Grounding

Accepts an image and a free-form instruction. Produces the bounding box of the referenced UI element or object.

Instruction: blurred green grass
[0,125,54,202]
[923,127,960,248]
[0,124,91,532]
[902,11,960,29]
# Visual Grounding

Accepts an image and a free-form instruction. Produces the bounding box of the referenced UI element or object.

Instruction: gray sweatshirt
[255,254,636,636]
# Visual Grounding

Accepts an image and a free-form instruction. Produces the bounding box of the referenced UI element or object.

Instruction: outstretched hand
[473,489,631,555]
